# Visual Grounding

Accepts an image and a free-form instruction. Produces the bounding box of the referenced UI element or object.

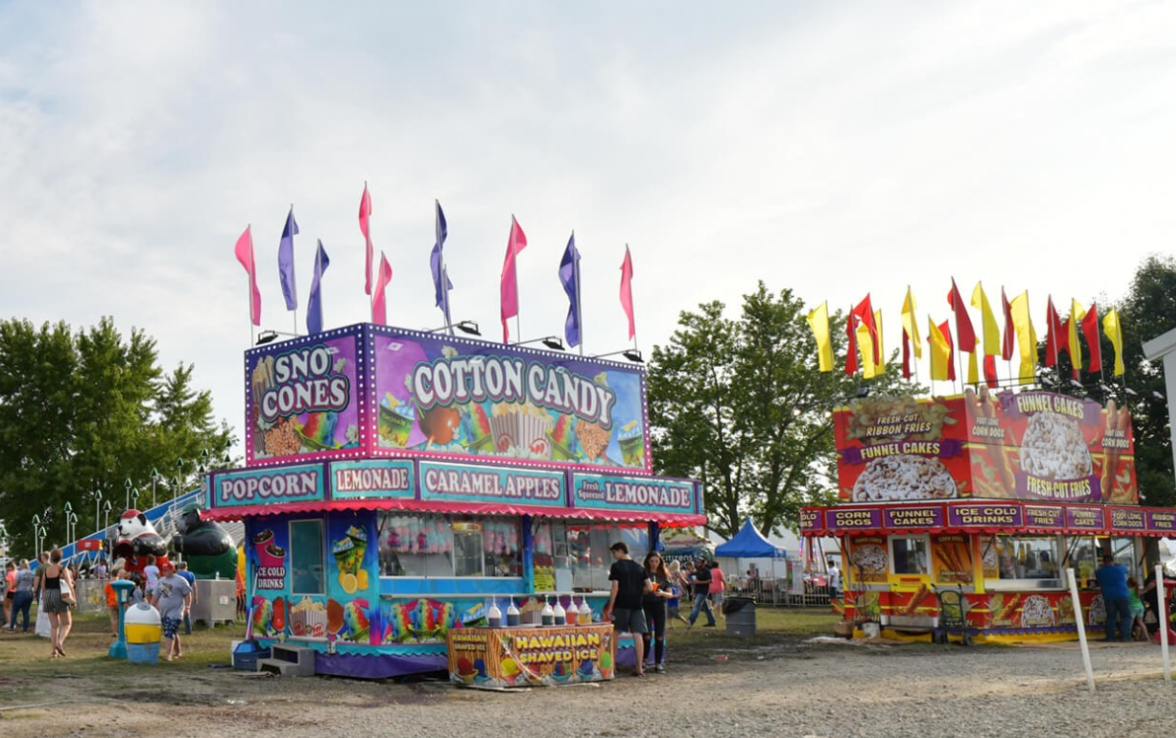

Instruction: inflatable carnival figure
[112,510,170,578]
[171,504,238,580]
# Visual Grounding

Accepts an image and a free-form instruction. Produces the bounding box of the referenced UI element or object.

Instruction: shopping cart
[932,584,971,646]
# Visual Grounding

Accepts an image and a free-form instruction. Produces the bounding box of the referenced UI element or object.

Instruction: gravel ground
[6,639,1176,737]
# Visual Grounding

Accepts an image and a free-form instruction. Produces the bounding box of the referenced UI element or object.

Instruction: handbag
[59,571,76,606]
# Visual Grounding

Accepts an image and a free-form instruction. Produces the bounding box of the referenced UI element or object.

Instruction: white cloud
[1,0,1174,455]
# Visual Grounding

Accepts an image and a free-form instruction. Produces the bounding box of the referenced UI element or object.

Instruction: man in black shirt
[688,557,716,627]
[604,541,651,676]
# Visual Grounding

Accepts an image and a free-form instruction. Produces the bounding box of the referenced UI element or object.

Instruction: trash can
[124,603,162,665]
[724,597,756,637]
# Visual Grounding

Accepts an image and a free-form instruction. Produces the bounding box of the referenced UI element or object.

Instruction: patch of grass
[0,607,246,682]
[0,604,840,679]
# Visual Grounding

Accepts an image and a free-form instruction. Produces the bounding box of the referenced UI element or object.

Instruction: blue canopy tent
[715,519,788,559]
[714,519,787,596]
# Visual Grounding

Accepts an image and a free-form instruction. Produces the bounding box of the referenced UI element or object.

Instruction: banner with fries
[834,390,1137,505]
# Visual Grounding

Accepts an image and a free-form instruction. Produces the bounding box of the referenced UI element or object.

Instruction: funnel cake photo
[1020,411,1091,479]
[852,454,956,501]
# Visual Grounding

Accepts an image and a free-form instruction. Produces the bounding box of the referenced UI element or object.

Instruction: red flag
[1000,288,1015,361]
[845,308,859,376]
[901,328,912,379]
[1081,303,1102,374]
[947,279,976,352]
[500,216,528,343]
[983,355,997,388]
[234,226,261,326]
[1044,297,1065,367]
[619,245,636,341]
[371,252,393,325]
[359,184,374,296]
[851,295,880,363]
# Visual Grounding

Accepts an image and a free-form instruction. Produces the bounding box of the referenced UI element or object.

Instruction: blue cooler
[125,603,162,665]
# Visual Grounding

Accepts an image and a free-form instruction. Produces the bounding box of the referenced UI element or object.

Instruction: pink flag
[371,252,393,325]
[499,216,528,342]
[234,226,261,326]
[620,245,636,340]
[359,184,374,296]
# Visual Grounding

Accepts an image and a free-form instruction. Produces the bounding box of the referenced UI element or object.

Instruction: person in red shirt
[709,562,727,621]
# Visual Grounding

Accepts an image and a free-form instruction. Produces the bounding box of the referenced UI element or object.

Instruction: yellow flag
[855,311,885,378]
[967,351,979,385]
[928,318,952,381]
[901,287,922,359]
[856,323,877,379]
[1009,291,1037,383]
[806,302,834,372]
[970,282,1001,356]
[1103,308,1124,377]
[1069,299,1084,372]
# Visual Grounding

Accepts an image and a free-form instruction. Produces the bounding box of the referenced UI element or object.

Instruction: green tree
[1040,255,1175,507]
[0,318,234,555]
[648,282,916,538]
[1117,255,1176,507]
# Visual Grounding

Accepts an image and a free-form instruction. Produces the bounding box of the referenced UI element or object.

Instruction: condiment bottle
[553,597,566,626]
[487,599,503,628]
[506,598,520,627]
[579,598,593,624]
[541,597,555,627]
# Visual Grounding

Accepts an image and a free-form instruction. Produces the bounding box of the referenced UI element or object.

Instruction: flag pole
[289,205,300,336]
[366,182,374,322]
[443,265,454,336]
[627,243,638,352]
[246,224,255,346]
[575,230,583,356]
[513,216,522,344]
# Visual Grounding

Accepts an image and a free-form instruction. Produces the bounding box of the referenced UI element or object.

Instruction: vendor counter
[447,623,616,688]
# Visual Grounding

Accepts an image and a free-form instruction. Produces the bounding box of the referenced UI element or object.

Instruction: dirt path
[5,637,1176,738]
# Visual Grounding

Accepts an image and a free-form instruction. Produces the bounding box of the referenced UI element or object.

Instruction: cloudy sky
[2,0,1174,456]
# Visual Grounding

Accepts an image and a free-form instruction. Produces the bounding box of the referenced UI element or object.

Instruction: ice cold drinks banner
[834,391,1137,504]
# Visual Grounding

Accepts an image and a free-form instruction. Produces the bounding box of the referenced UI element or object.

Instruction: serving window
[566,523,650,592]
[376,513,522,578]
[889,536,929,575]
[981,534,1061,584]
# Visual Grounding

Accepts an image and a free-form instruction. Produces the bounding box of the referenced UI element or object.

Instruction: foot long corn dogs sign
[834,390,1136,504]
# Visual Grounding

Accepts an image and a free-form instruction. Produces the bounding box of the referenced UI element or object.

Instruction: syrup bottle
[579,597,593,624]
[487,599,503,628]
[553,596,567,626]
[541,597,555,627]
[506,598,521,627]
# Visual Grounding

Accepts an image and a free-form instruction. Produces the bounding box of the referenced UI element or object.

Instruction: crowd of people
[604,548,732,676]
[1,549,233,662]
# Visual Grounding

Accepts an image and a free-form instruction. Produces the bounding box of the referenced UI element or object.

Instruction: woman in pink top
[709,563,726,620]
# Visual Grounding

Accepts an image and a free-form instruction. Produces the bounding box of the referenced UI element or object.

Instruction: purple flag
[307,240,331,335]
[278,207,299,311]
[559,232,581,348]
[429,200,453,326]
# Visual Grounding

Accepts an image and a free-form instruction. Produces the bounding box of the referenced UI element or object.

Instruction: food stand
[800,389,1166,643]
[205,323,703,678]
